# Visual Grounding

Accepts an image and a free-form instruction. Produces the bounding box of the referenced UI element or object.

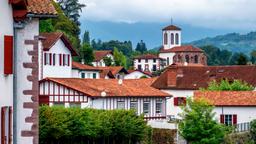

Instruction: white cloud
[79,0,256,29]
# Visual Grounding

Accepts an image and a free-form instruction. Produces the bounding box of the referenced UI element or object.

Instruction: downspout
[13,21,26,144]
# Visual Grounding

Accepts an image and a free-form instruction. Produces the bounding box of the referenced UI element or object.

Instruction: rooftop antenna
[171,18,173,25]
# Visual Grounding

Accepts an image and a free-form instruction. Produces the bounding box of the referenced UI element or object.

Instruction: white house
[97,66,129,79]
[158,24,207,67]
[39,78,171,123]
[92,50,114,67]
[124,70,152,79]
[194,91,256,125]
[133,54,164,72]
[39,32,78,79]
[152,65,256,119]
[72,61,101,79]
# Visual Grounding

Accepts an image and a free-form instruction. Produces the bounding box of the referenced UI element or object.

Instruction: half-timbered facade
[39,78,171,120]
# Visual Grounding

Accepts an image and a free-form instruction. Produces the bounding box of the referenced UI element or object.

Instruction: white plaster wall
[72,69,100,79]
[214,107,256,124]
[0,1,14,143]
[71,69,80,78]
[162,30,181,49]
[159,52,175,66]
[42,39,72,79]
[124,71,149,79]
[15,19,39,144]
[133,59,160,72]
[92,54,114,67]
[162,90,194,119]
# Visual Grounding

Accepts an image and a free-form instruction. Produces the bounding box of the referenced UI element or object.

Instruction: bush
[40,106,150,144]
[251,119,256,142]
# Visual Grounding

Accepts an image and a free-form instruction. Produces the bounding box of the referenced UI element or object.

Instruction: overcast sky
[79,0,256,30]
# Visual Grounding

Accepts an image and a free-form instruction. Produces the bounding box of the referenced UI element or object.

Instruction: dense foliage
[179,98,227,144]
[201,79,254,91]
[113,47,127,68]
[136,40,147,54]
[251,119,256,142]
[40,106,151,144]
[79,43,94,65]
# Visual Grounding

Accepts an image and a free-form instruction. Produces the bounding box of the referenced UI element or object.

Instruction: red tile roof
[94,50,113,61]
[41,78,171,97]
[40,32,78,56]
[194,91,256,106]
[152,65,256,90]
[134,54,162,60]
[159,45,203,53]
[162,25,181,31]
[27,0,57,15]
[97,66,128,75]
[72,62,101,71]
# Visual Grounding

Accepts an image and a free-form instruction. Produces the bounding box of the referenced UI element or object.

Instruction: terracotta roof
[94,50,113,61]
[99,69,115,79]
[171,63,205,67]
[162,25,181,31]
[40,32,78,56]
[41,78,170,97]
[194,91,256,106]
[152,65,256,90]
[72,62,101,71]
[27,0,57,15]
[159,45,203,53]
[97,66,129,75]
[134,54,162,60]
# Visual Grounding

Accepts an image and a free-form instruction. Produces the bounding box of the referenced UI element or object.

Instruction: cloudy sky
[79,0,256,48]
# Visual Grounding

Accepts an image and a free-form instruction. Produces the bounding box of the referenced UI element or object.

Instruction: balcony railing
[234,122,251,133]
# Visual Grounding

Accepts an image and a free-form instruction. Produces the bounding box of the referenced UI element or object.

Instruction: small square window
[81,73,85,78]
[153,59,156,63]
[143,100,150,114]
[145,59,148,63]
[156,100,162,114]
[93,73,97,79]
[153,65,157,71]
[117,101,125,109]
[138,65,142,71]
[130,100,138,113]
[138,59,141,63]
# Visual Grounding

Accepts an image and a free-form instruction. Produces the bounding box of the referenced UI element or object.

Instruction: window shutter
[53,54,55,66]
[220,114,224,124]
[4,35,13,74]
[1,107,7,144]
[183,97,187,105]
[67,55,70,66]
[49,53,52,65]
[174,97,178,106]
[44,53,47,65]
[63,54,65,66]
[232,114,237,125]
[59,54,62,66]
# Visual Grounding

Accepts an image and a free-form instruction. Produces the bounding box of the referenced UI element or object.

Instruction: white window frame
[130,100,138,113]
[224,115,233,126]
[117,101,125,109]
[45,53,50,65]
[143,100,150,114]
[155,99,162,114]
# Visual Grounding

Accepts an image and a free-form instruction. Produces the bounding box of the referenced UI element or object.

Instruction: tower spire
[171,18,173,25]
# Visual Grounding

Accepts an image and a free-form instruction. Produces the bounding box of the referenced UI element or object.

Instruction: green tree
[230,52,249,65]
[80,43,94,65]
[56,0,85,26]
[103,56,114,66]
[179,98,226,144]
[82,30,90,44]
[113,47,127,68]
[251,119,256,142]
[136,40,147,54]
[250,50,256,64]
[202,79,254,91]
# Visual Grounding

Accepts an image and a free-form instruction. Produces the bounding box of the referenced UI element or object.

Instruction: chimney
[81,59,85,64]
[118,79,123,85]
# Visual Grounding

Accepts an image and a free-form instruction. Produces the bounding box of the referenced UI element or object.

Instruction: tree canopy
[113,47,127,68]
[136,40,147,54]
[79,43,94,65]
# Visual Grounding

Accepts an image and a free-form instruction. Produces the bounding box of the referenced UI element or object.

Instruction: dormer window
[44,53,51,65]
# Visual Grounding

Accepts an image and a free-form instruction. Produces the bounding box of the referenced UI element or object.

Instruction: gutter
[27,13,58,18]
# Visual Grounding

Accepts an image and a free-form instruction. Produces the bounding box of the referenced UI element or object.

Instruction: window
[164,33,168,45]
[155,99,162,114]
[145,59,148,63]
[185,55,190,63]
[44,53,50,65]
[53,54,56,66]
[145,64,149,71]
[53,102,65,107]
[4,35,13,74]
[220,114,237,126]
[130,100,138,113]
[175,33,179,45]
[143,100,150,114]
[59,54,62,66]
[1,106,12,144]
[93,73,97,79]
[63,54,70,66]
[153,59,156,63]
[138,59,141,63]
[81,73,85,78]
[194,55,198,63]
[174,97,186,106]
[167,57,169,65]
[70,103,81,108]
[117,101,125,109]
[138,65,142,71]
[153,65,157,71]
[171,33,174,44]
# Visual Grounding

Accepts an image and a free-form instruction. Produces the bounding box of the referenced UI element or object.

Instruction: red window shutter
[67,55,70,66]
[39,96,49,106]
[49,53,52,65]
[59,54,62,66]
[4,36,13,74]
[44,53,47,65]
[232,114,237,125]
[1,107,7,144]
[220,114,224,124]
[8,107,12,144]
[183,97,187,105]
[174,97,178,106]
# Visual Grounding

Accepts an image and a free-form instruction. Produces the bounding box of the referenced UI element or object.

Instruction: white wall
[214,107,256,124]
[124,71,150,79]
[159,52,175,67]
[72,69,100,79]
[162,90,194,119]
[41,39,72,79]
[0,1,14,143]
[15,19,39,144]
[133,59,161,72]
[162,30,181,49]
[92,54,114,67]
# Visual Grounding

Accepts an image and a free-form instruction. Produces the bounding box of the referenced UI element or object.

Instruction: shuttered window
[174,97,186,106]
[4,36,13,75]
[220,114,237,125]
[1,106,12,144]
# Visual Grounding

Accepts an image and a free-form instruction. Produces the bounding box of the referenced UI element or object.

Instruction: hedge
[39,106,151,144]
